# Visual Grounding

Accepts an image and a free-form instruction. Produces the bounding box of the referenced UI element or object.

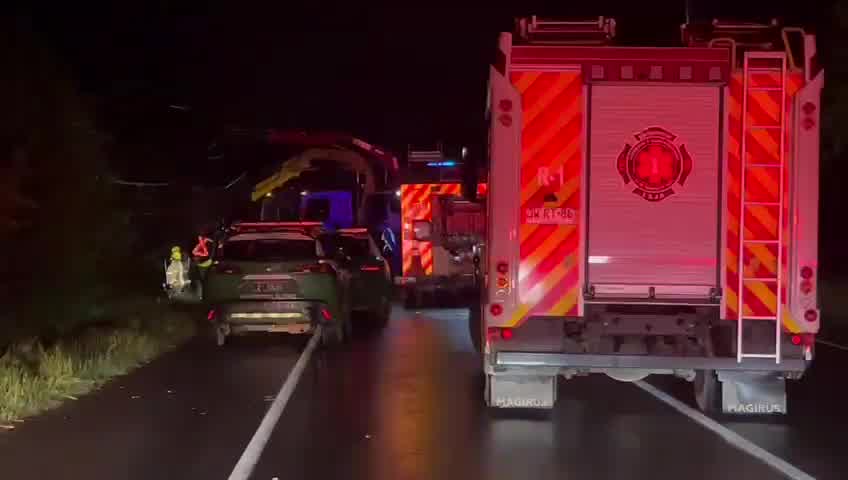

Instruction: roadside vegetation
[0,20,198,426]
[0,300,195,425]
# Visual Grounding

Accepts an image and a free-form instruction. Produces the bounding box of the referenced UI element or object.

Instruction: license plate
[254,282,286,293]
[524,207,577,225]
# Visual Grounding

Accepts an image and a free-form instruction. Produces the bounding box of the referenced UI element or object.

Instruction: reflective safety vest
[192,236,212,258]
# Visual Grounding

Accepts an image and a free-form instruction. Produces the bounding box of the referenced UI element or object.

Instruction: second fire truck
[401,144,487,306]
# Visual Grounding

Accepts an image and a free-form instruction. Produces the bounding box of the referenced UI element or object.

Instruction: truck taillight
[498,114,513,127]
[487,327,512,340]
[802,102,817,115]
[207,309,216,322]
[800,281,813,295]
[499,99,513,112]
[496,262,509,274]
[320,308,332,321]
[800,266,814,280]
[804,310,818,322]
[490,304,503,316]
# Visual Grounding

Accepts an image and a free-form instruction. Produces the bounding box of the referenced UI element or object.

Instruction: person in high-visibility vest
[165,246,191,292]
[192,235,214,269]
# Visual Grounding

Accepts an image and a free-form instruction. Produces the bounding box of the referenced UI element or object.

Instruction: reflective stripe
[230,312,304,319]
[193,236,211,257]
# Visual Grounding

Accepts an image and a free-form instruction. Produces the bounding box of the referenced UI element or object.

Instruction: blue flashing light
[426,160,457,167]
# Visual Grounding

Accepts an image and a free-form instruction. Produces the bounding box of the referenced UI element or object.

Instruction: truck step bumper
[494,352,808,373]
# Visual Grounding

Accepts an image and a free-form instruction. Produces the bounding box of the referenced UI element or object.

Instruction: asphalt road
[1,305,846,480]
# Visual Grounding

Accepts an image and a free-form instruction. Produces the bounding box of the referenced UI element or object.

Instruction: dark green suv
[321,228,392,328]
[203,223,352,347]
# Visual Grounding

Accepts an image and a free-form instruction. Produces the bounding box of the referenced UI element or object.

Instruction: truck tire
[468,302,483,353]
[215,326,227,347]
[694,369,721,414]
[404,286,418,309]
[343,313,353,341]
[374,297,391,329]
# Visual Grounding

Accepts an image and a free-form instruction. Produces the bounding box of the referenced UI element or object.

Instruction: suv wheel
[321,323,344,347]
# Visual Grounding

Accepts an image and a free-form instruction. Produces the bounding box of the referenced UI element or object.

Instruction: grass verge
[0,299,195,426]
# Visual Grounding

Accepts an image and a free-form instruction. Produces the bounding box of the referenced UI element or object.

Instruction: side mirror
[412,220,432,241]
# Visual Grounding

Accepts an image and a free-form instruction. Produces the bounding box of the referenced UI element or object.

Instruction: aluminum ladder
[737,51,787,364]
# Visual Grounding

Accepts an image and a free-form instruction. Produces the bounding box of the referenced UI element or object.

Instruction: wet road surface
[1,305,846,479]
[0,334,306,479]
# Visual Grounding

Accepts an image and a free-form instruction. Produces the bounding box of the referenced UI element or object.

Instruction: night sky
[12,1,835,183]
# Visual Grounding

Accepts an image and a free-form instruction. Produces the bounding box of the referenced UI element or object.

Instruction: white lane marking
[816,339,848,351]
[228,326,322,480]
[635,381,816,480]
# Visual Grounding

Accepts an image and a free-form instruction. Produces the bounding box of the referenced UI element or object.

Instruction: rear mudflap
[718,371,786,415]
[486,373,557,409]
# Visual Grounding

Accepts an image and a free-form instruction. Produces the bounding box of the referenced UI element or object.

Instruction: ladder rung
[746,66,783,72]
[747,163,781,168]
[748,87,783,91]
[740,353,779,359]
[743,239,779,244]
[740,316,779,321]
[744,201,780,206]
[743,277,778,282]
[749,125,782,129]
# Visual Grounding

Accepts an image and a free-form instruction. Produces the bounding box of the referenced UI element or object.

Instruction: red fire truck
[401,144,487,306]
[474,17,822,414]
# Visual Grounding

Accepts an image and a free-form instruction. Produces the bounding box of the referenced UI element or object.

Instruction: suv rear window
[303,198,330,221]
[220,239,317,261]
[339,236,371,258]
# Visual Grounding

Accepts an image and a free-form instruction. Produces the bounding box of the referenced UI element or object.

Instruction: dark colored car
[203,223,352,347]
[321,228,392,327]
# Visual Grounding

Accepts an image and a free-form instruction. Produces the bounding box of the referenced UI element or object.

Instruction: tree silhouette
[1,19,135,339]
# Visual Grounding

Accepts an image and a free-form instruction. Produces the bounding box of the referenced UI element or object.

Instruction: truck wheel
[374,297,391,329]
[404,287,417,309]
[468,302,483,353]
[694,369,721,414]
[343,313,353,341]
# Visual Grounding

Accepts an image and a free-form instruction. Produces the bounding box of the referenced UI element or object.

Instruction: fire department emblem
[616,127,693,202]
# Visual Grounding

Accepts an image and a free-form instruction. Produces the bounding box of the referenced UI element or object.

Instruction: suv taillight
[300,263,334,274]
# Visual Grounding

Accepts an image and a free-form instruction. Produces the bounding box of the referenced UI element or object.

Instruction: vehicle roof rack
[407,142,446,164]
[227,222,325,237]
[337,227,370,235]
[681,18,797,68]
[514,16,616,45]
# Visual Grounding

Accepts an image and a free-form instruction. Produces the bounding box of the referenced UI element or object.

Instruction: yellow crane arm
[251,156,311,201]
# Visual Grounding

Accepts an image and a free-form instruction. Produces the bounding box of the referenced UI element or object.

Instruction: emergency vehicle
[476,17,822,414]
[401,144,487,306]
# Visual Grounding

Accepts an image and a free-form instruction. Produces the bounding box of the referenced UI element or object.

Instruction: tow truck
[475,17,822,414]
[400,144,488,306]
